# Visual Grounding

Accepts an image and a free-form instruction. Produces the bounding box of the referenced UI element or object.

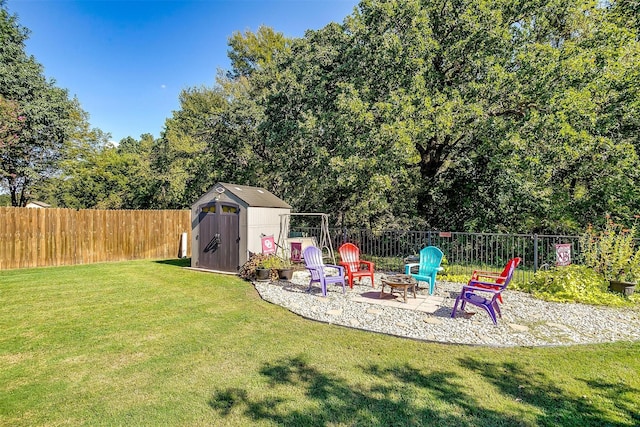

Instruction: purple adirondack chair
[303,246,346,297]
[450,258,519,325]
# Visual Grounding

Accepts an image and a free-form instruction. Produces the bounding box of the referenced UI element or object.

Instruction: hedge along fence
[0,207,191,270]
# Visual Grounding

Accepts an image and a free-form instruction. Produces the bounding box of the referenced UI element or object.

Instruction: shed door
[198,202,240,272]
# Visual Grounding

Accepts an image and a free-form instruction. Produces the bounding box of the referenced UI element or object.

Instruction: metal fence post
[427,231,432,247]
[533,233,538,273]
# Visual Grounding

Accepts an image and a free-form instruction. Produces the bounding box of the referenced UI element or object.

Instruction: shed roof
[26,200,51,208]
[216,183,291,209]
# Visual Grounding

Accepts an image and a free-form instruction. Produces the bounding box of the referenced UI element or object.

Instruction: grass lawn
[1,259,639,426]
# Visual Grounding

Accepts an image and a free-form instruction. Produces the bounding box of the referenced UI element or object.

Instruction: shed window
[221,205,238,214]
[202,205,216,213]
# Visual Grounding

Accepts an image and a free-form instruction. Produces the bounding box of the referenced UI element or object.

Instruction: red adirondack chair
[468,257,522,303]
[451,257,520,325]
[338,243,375,288]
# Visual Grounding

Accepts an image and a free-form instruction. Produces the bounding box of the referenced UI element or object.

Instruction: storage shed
[25,201,51,209]
[191,182,291,273]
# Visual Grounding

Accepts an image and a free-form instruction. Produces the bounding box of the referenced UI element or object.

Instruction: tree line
[2,0,639,234]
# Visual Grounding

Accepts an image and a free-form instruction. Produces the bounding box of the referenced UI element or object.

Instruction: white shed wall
[246,207,290,258]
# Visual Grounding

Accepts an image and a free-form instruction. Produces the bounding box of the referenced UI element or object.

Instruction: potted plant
[238,253,277,282]
[255,264,272,281]
[260,255,280,269]
[276,258,294,281]
[607,250,639,296]
[258,255,295,281]
[581,217,638,296]
[257,254,284,281]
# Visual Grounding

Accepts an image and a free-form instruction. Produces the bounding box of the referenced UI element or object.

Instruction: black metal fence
[292,227,584,284]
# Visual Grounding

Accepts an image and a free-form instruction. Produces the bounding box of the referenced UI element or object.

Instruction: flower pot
[608,280,636,296]
[256,268,271,282]
[277,268,294,281]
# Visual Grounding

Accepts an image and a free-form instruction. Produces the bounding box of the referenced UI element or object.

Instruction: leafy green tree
[499,0,640,232]
[0,3,89,206]
[252,0,640,233]
[61,0,638,235]
[609,0,640,34]
[40,132,161,209]
[154,84,232,208]
[0,95,24,150]
[227,25,290,78]
[156,28,291,208]
[254,0,507,228]
[115,133,158,208]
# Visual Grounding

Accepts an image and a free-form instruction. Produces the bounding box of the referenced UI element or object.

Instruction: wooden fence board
[0,208,191,270]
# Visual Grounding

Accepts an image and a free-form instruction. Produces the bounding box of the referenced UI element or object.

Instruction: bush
[239,253,278,281]
[580,217,640,283]
[516,265,635,306]
[439,255,451,277]
[259,255,291,269]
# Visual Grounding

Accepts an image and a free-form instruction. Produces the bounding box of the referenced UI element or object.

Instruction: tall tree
[254,21,423,229]
[252,0,640,233]
[40,132,161,209]
[227,25,290,78]
[0,95,24,150]
[118,0,640,234]
[156,27,291,208]
[155,84,234,209]
[0,3,88,206]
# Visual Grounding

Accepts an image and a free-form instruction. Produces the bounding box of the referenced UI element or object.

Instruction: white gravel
[253,271,640,347]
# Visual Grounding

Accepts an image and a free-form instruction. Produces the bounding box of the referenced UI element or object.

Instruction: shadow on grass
[582,378,640,423]
[154,258,191,268]
[208,354,633,426]
[458,356,638,426]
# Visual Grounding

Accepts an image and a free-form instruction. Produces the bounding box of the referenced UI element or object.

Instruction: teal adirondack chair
[404,246,444,295]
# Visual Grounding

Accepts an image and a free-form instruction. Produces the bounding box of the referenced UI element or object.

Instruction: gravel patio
[254,272,640,347]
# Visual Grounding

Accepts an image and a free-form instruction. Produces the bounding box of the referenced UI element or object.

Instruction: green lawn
[1,260,638,426]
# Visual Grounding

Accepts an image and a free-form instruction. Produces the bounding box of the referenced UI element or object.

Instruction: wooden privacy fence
[0,208,191,270]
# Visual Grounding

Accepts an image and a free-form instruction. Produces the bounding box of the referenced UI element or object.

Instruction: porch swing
[277,213,336,265]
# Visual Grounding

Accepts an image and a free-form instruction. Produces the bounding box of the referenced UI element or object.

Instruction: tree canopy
[0,2,95,206]
[6,0,639,234]
[227,0,640,232]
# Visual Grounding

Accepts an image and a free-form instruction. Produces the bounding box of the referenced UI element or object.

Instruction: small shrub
[438,256,467,283]
[580,217,640,283]
[239,253,278,281]
[259,255,285,269]
[439,255,451,277]
[439,273,471,283]
[516,265,633,306]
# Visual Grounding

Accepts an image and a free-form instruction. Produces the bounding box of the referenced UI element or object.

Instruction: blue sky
[7,0,359,143]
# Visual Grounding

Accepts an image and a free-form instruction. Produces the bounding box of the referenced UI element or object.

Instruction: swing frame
[276,213,336,265]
